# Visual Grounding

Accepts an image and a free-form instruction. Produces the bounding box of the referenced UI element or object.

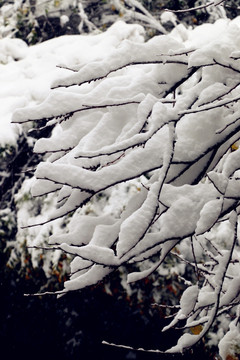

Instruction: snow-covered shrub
[0,0,169,44]
[0,0,92,44]
[0,19,148,292]
[12,12,240,360]
[1,0,236,44]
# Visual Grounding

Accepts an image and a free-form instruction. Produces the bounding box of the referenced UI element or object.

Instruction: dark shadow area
[0,266,216,360]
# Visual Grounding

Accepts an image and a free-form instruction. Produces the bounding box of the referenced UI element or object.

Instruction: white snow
[219,311,240,360]
[1,21,145,146]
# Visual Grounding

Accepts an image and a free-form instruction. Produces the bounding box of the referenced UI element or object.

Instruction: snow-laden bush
[13,15,240,358]
[0,0,169,44]
[1,0,235,44]
[0,0,98,43]
[0,20,149,297]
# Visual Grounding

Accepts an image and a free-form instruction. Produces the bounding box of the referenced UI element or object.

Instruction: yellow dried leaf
[190,324,203,335]
[231,143,239,151]
[226,355,238,360]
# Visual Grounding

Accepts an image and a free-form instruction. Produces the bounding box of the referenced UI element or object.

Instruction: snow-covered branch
[12,18,240,357]
[165,0,226,13]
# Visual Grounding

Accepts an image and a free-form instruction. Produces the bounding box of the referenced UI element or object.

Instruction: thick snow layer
[1,21,145,146]
[219,314,240,360]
